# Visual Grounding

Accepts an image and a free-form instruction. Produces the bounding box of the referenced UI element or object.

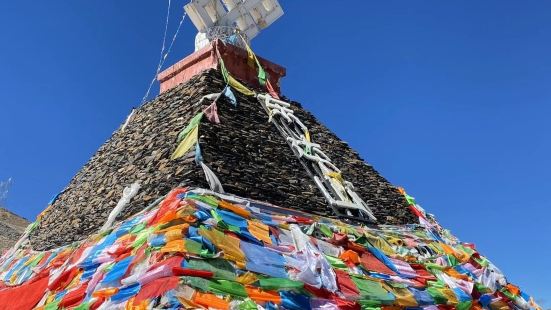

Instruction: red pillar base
[158,40,286,94]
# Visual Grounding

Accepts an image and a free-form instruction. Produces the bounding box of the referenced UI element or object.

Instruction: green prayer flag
[325,255,347,269]
[405,194,416,205]
[500,288,516,300]
[185,276,211,292]
[446,255,459,267]
[319,224,333,238]
[257,63,266,87]
[457,301,472,310]
[424,262,445,272]
[239,298,259,310]
[192,195,219,207]
[28,253,45,268]
[73,302,90,310]
[44,300,60,310]
[351,276,395,305]
[427,285,448,304]
[357,300,382,310]
[187,258,236,281]
[209,279,248,297]
[132,227,152,249]
[185,239,203,255]
[177,113,204,143]
[258,278,304,291]
[226,224,241,233]
[130,222,146,234]
[211,209,223,223]
[475,282,492,294]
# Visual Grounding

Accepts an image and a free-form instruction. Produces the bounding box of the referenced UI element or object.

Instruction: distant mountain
[0,208,29,252]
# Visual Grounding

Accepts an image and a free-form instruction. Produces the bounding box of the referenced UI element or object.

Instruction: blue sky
[0,0,550,304]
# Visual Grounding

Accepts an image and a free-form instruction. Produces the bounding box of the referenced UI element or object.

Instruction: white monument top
[185,0,284,50]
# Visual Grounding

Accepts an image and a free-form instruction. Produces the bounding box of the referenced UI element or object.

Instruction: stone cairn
[30,69,415,251]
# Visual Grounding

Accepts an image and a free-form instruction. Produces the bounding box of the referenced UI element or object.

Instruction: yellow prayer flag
[171,125,199,160]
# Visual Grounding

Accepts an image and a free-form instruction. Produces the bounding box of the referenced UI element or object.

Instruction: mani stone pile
[0,208,28,252]
[29,69,415,251]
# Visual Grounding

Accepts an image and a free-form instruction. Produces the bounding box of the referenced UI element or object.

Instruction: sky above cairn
[0,0,550,304]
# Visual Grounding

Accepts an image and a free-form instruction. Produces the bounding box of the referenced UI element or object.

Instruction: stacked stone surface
[0,208,29,252]
[30,69,415,251]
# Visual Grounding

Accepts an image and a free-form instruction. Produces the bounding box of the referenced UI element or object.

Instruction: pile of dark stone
[0,208,29,251]
[30,69,415,251]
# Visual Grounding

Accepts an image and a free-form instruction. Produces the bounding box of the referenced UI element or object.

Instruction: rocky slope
[0,208,28,252]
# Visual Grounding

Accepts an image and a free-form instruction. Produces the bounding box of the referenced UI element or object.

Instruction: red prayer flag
[134,276,180,303]
[0,271,49,310]
[360,252,396,275]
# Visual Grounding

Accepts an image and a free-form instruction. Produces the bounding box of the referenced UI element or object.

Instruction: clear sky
[1,0,549,305]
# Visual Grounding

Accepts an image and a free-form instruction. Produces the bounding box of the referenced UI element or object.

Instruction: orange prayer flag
[248,220,272,244]
[125,297,148,310]
[245,286,282,304]
[339,250,361,265]
[160,240,186,253]
[156,210,179,225]
[158,223,189,233]
[93,287,119,298]
[218,200,251,218]
[445,268,470,281]
[505,284,521,296]
[165,227,187,242]
[193,292,230,310]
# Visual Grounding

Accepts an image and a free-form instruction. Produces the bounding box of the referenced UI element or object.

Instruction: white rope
[141,0,172,104]
[163,10,188,65]
[141,1,188,104]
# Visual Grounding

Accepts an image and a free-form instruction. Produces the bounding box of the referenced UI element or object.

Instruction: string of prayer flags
[203,101,220,124]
